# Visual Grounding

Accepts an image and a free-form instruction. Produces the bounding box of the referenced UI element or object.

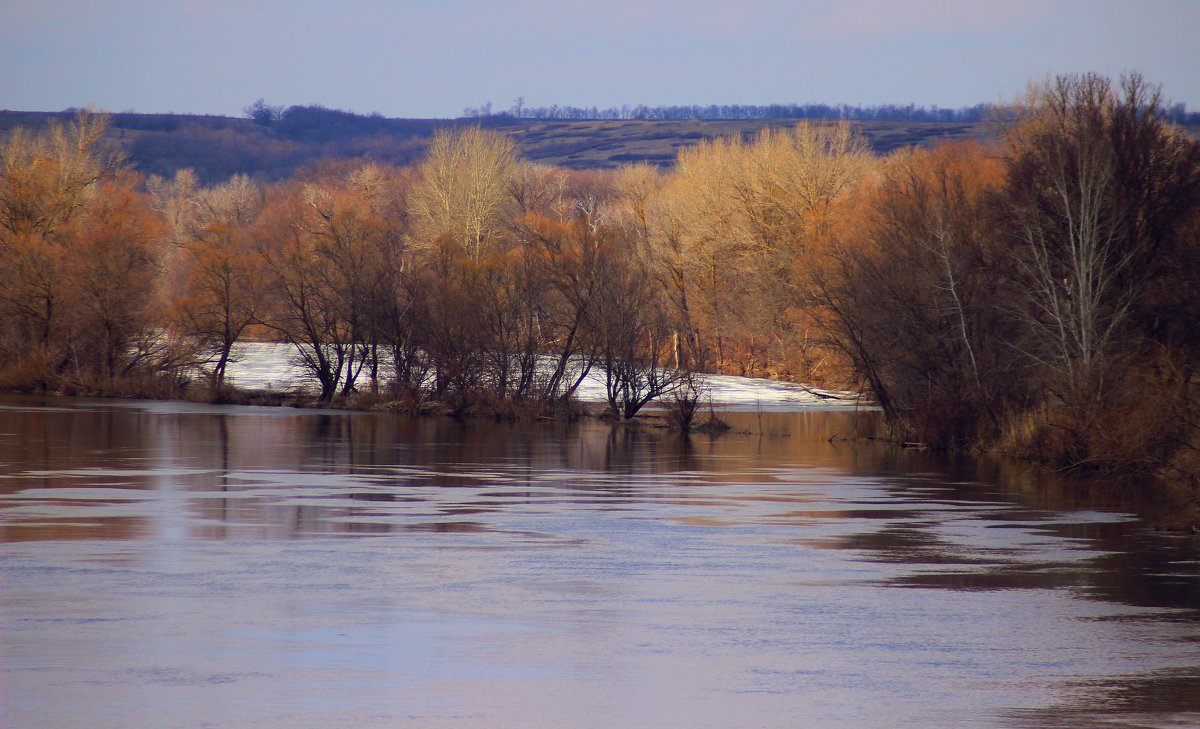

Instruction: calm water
[1,396,1198,728]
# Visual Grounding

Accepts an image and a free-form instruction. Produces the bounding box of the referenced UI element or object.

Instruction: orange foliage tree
[811,142,1012,446]
[0,111,184,394]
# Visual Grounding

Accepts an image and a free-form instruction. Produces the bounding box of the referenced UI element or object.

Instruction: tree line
[467,100,1001,123]
[2,72,1199,488]
[465,97,1200,126]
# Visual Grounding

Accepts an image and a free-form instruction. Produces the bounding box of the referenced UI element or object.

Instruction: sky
[2,0,1199,118]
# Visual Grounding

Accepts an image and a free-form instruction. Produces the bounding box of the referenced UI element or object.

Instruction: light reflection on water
[1,396,1198,728]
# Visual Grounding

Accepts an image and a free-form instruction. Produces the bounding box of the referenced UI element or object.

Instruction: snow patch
[224,341,867,411]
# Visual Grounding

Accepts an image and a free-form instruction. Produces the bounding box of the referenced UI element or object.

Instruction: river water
[1,395,1198,728]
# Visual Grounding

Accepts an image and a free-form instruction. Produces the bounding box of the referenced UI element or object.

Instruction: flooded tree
[588,226,684,419]
[255,177,391,403]
[170,174,266,390]
[61,175,172,392]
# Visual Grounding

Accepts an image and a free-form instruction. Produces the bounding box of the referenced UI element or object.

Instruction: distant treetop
[244,99,284,126]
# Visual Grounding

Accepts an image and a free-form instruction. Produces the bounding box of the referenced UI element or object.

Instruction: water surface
[1,396,1198,728]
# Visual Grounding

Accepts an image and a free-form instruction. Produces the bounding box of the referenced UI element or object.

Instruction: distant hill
[1,108,442,183]
[6,105,1190,185]
[488,116,992,168]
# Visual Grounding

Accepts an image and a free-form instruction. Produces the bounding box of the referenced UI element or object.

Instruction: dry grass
[493,118,991,169]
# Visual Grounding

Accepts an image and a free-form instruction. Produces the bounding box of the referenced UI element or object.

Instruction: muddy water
[1,396,1198,728]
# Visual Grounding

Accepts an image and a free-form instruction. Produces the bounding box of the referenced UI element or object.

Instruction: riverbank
[0,339,867,428]
[0,378,836,440]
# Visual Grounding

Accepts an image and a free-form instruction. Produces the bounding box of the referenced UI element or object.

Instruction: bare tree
[518,211,610,402]
[0,110,137,389]
[650,122,872,377]
[171,175,266,390]
[809,143,1009,445]
[255,181,379,402]
[997,73,1200,468]
[408,126,517,258]
[588,227,684,419]
[1005,75,1133,400]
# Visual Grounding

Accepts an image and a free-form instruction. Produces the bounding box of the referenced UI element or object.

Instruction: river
[1,394,1198,728]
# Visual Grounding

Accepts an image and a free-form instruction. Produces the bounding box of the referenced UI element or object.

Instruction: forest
[1,73,1199,492]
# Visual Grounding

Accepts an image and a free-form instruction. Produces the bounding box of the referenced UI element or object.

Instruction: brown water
[1,396,1198,728]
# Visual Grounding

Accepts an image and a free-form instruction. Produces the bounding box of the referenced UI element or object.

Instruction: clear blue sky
[3,0,1198,118]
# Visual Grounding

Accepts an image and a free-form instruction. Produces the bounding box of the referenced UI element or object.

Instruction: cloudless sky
[2,0,1198,118]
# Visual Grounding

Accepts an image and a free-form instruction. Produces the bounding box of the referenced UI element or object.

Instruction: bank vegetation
[2,73,1198,494]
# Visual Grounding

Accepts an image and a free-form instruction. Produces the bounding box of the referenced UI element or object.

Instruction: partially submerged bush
[665,372,707,430]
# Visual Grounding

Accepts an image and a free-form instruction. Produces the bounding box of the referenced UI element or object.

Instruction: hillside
[0,107,1015,183]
